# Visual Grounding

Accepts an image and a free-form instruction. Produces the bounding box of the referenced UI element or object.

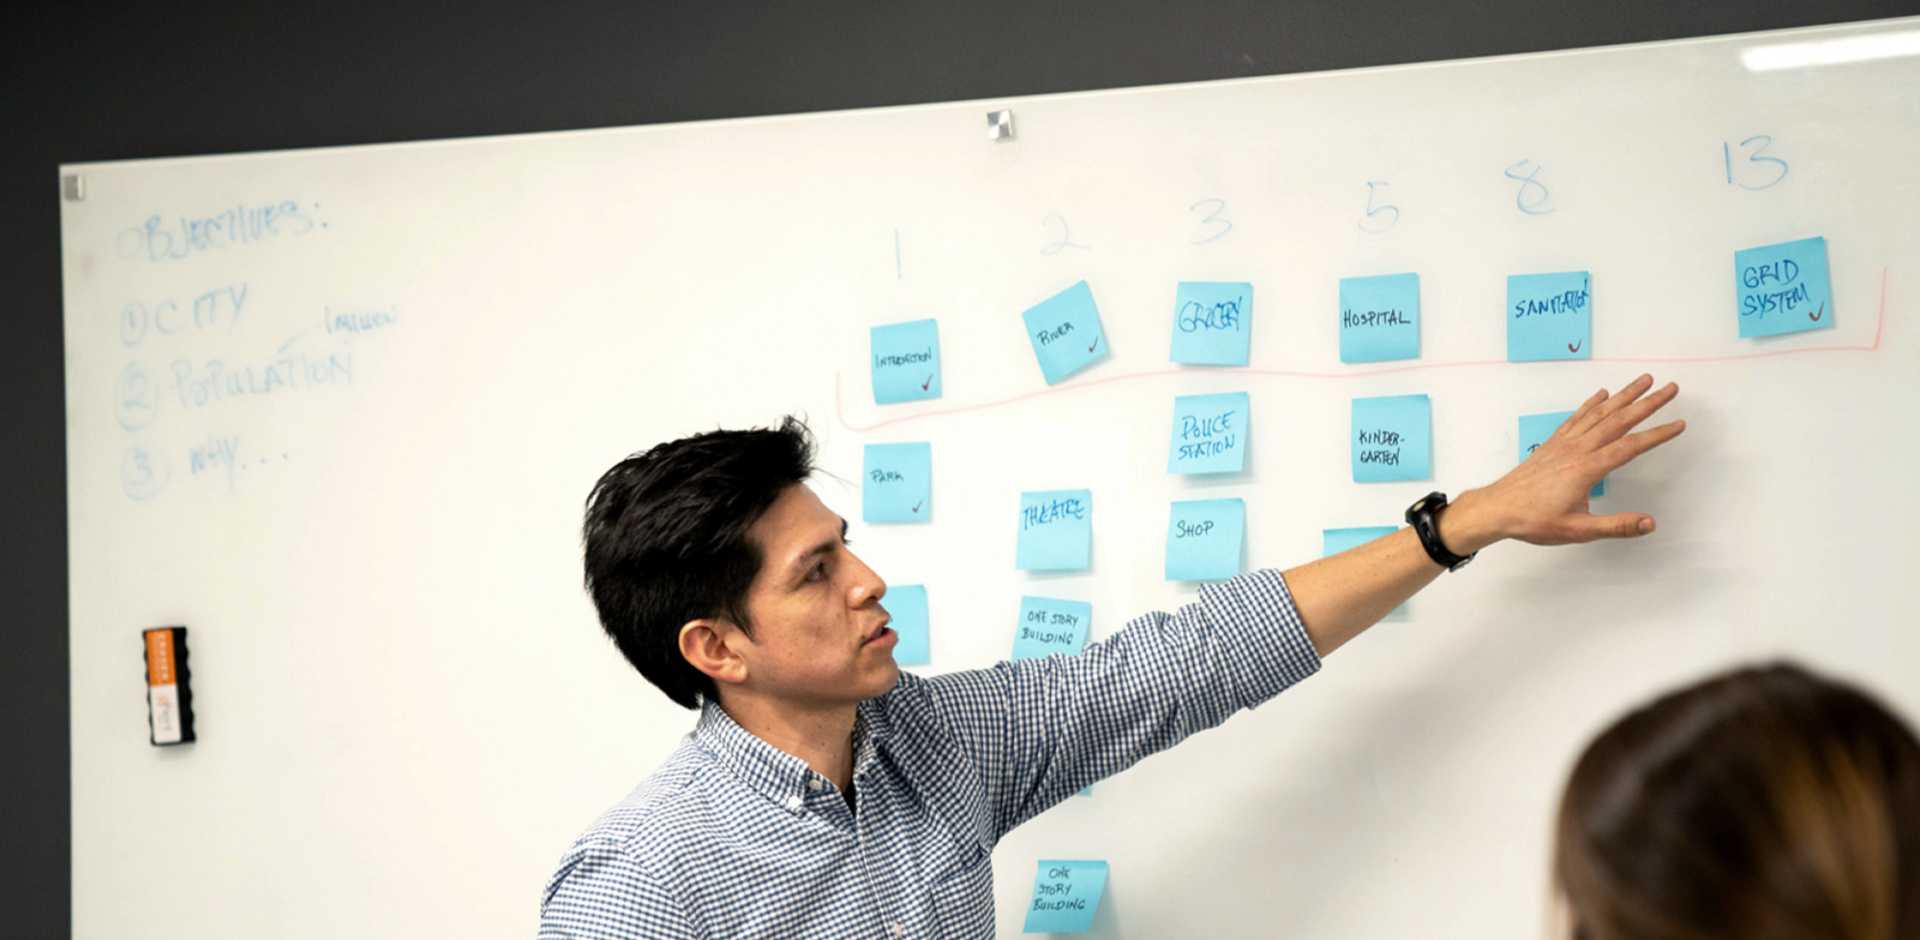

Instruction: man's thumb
[1581,513,1655,540]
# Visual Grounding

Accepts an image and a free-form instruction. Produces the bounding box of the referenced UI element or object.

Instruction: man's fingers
[1573,512,1657,541]
[1554,388,1609,442]
[1595,419,1686,473]
[1572,374,1654,437]
[1591,383,1680,446]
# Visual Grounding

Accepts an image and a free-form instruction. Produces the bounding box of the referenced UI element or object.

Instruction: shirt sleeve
[921,568,1321,840]
[538,841,698,940]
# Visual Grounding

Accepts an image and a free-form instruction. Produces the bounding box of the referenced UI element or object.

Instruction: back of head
[581,417,816,709]
[1555,662,1920,940]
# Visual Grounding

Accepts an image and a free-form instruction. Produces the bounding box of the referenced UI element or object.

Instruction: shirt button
[785,795,803,812]
[887,922,905,938]
[807,777,823,792]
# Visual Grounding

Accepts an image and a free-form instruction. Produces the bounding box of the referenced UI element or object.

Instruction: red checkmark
[1810,303,1824,322]
[920,375,932,391]
[1568,339,1583,353]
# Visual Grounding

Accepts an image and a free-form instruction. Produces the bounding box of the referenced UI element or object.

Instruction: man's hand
[1441,374,1685,553]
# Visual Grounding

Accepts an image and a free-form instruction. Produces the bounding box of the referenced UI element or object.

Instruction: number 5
[1359,181,1399,233]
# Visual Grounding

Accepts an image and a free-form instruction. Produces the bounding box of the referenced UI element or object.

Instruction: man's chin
[861,661,903,700]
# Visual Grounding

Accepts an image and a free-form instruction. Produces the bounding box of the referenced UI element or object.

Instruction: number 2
[1040,212,1091,255]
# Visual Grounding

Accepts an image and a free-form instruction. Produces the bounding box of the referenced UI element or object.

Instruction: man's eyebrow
[788,518,849,578]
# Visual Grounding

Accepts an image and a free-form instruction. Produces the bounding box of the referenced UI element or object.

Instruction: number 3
[1188,198,1232,244]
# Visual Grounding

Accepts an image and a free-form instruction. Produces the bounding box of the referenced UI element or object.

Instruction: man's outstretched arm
[1286,373,1683,656]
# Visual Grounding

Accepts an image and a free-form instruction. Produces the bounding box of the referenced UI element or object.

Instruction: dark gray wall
[4,2,1912,933]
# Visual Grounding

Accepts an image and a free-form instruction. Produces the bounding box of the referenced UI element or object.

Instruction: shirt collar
[692,696,895,809]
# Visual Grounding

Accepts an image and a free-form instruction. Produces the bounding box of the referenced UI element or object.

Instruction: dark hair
[1555,661,1920,940]
[582,417,816,709]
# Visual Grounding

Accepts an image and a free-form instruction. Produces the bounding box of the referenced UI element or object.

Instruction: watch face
[1407,492,1444,521]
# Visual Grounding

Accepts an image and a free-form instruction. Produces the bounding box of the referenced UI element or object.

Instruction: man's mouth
[864,619,894,645]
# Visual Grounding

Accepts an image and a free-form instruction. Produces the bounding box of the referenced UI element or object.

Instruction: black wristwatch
[1405,491,1475,572]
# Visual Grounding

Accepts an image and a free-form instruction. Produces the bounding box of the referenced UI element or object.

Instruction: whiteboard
[60,18,1920,938]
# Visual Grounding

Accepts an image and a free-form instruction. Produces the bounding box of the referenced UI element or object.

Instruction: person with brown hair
[1554,662,1920,940]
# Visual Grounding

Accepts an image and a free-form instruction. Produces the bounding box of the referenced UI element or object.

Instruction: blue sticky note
[1519,412,1604,498]
[882,585,931,666]
[1507,271,1593,362]
[1735,236,1833,338]
[862,442,932,523]
[1170,281,1253,366]
[1023,860,1110,934]
[870,319,942,404]
[1022,281,1110,385]
[1016,489,1092,571]
[1165,498,1246,581]
[1351,394,1432,483]
[1339,273,1421,363]
[1167,392,1249,475]
[1323,527,1408,620]
[1012,596,1092,661]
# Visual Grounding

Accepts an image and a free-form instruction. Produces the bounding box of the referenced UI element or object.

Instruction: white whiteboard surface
[61,18,1920,939]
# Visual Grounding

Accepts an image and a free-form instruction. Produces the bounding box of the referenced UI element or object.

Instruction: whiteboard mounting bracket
[987,109,1015,142]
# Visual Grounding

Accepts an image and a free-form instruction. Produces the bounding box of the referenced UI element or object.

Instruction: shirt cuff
[1196,567,1323,709]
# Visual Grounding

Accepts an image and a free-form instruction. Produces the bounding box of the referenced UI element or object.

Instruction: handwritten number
[1040,212,1091,255]
[1359,181,1399,233]
[1188,198,1232,244]
[120,303,148,347]
[1724,136,1789,191]
[121,445,168,501]
[1504,160,1554,215]
[114,362,156,431]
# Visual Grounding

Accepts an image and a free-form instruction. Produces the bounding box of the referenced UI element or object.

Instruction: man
[539,375,1685,938]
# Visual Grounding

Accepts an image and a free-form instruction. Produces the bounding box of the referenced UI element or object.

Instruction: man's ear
[678,618,749,689]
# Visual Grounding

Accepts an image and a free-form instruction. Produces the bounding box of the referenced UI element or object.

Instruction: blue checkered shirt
[539,568,1320,938]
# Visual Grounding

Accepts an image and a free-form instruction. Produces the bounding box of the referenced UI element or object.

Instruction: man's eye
[804,561,828,583]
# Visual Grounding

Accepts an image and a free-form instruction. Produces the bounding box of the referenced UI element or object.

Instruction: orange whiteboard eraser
[143,627,195,746]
